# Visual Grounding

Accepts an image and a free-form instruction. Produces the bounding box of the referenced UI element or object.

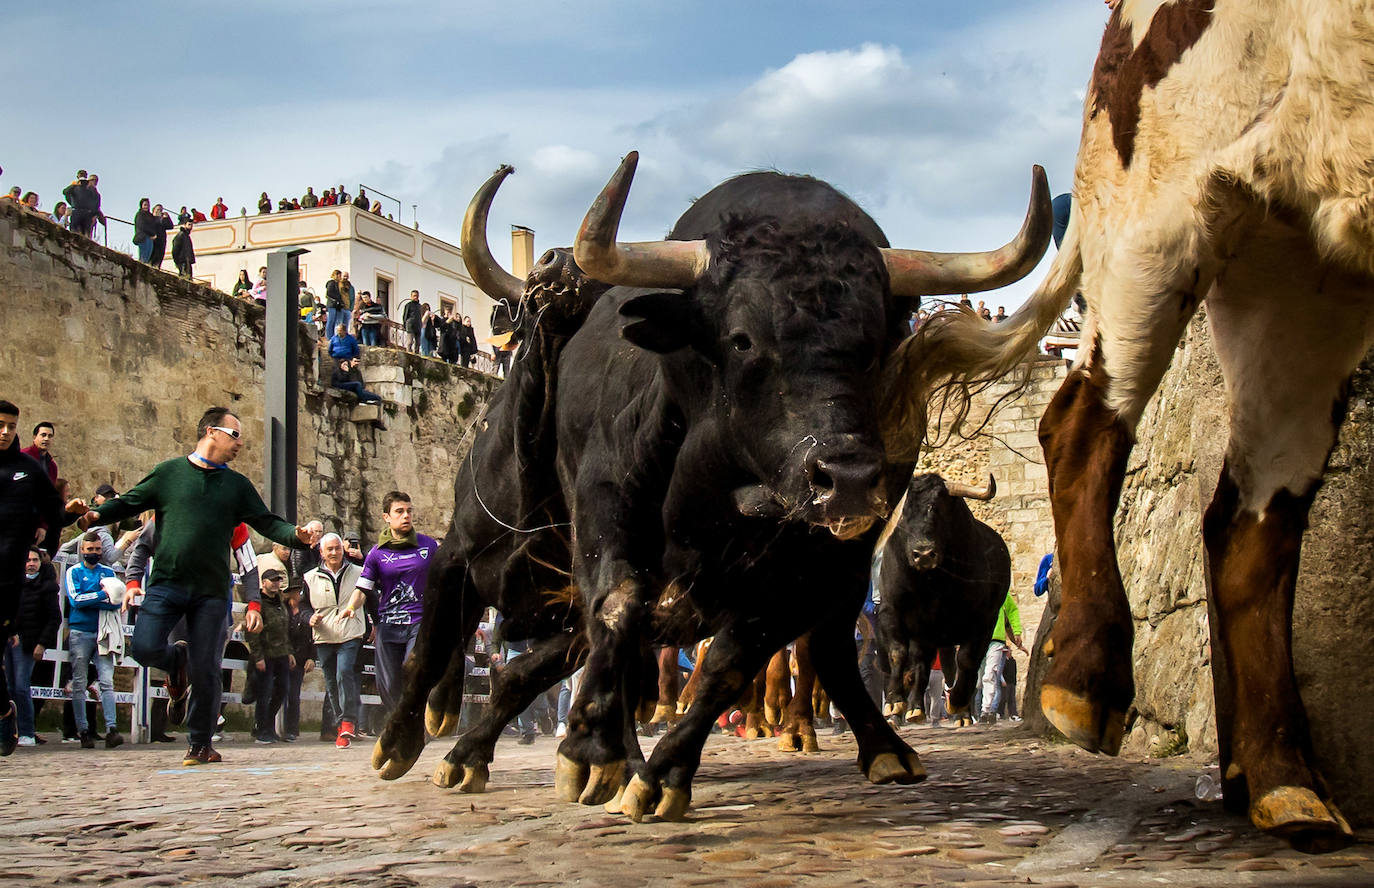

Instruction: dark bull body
[874,473,1011,725]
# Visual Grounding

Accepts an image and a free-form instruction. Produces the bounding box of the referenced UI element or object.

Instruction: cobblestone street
[2,721,1371,887]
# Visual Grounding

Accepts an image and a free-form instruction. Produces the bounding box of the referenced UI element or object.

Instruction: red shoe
[336,720,355,749]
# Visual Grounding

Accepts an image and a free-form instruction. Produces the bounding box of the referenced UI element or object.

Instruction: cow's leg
[875,606,910,718]
[431,631,581,793]
[1039,250,1203,752]
[373,547,480,779]
[1199,237,1372,850]
[763,647,793,728]
[740,666,770,739]
[779,635,819,752]
[810,618,925,785]
[907,645,934,724]
[618,624,788,822]
[676,641,708,715]
[649,647,679,725]
[945,638,989,727]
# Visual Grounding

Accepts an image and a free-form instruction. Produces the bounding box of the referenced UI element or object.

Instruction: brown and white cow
[894,0,1374,851]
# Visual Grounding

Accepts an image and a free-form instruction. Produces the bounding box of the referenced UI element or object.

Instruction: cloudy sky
[4,1,1109,309]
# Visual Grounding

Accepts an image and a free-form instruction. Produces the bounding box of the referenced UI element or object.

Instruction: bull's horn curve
[946,474,996,501]
[882,165,1052,297]
[461,163,525,304]
[573,151,709,289]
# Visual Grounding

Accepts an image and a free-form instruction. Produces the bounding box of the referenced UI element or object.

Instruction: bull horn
[573,151,709,288]
[882,165,1052,297]
[946,474,996,501]
[461,164,524,304]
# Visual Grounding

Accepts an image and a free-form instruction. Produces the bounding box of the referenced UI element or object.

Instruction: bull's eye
[729,330,753,352]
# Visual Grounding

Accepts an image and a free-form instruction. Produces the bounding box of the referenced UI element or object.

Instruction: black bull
[874,473,1011,726]
[370,153,1051,821]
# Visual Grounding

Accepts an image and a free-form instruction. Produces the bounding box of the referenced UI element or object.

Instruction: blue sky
[3,1,1109,308]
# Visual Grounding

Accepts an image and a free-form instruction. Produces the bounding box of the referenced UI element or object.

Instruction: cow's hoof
[649,704,674,725]
[635,700,657,724]
[1041,684,1125,755]
[555,753,590,803]
[424,703,461,738]
[579,761,626,806]
[953,715,974,728]
[1251,786,1354,853]
[801,732,820,753]
[433,759,461,788]
[866,750,926,785]
[620,774,656,823]
[656,786,691,821]
[908,708,926,725]
[883,701,906,718]
[603,784,626,815]
[458,763,490,794]
[372,740,420,780]
[743,726,769,740]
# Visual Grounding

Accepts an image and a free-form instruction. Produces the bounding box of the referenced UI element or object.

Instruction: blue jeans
[359,325,380,346]
[375,622,421,718]
[335,381,381,404]
[131,583,230,746]
[68,629,117,733]
[137,239,155,263]
[326,307,352,339]
[3,639,37,738]
[317,638,362,726]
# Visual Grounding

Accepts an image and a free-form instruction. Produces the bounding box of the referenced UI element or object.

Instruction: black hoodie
[0,438,63,542]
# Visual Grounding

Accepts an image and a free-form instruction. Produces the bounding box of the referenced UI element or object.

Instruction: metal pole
[265,247,308,521]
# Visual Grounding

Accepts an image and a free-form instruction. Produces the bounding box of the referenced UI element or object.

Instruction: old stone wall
[0,201,497,545]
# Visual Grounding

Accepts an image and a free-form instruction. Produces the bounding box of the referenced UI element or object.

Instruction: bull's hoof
[620,774,657,823]
[1250,786,1354,853]
[778,731,801,752]
[424,703,461,738]
[603,784,626,815]
[372,740,421,780]
[866,750,926,785]
[458,763,490,794]
[801,732,820,753]
[579,761,626,806]
[908,708,926,725]
[555,754,590,803]
[743,725,769,740]
[656,786,691,821]
[1041,684,1125,755]
[635,700,657,724]
[432,759,461,788]
[882,700,906,718]
[953,714,974,728]
[649,704,675,725]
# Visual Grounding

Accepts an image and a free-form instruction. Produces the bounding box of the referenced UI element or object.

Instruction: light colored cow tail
[879,229,1082,461]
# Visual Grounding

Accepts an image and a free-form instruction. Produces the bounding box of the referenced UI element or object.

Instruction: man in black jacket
[0,400,65,755]
[400,290,423,353]
[172,223,195,278]
[8,547,60,746]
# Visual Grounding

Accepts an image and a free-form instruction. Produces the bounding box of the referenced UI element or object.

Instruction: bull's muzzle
[808,456,884,521]
[908,545,940,570]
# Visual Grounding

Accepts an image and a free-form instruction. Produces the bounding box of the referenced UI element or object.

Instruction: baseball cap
[94,483,117,498]
[261,568,286,582]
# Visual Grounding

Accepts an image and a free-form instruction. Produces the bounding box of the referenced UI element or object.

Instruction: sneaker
[182,744,223,766]
[61,735,79,744]
[831,719,848,737]
[555,722,568,739]
[338,720,355,740]
[518,733,536,745]
[34,735,47,745]
[151,733,177,743]
[335,733,351,749]
[166,641,190,726]
[211,733,224,743]
[17,736,37,747]
[280,734,298,743]
[105,729,124,749]
[79,730,96,749]
[254,734,277,745]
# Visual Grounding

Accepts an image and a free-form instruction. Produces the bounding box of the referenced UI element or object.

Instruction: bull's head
[572,152,1045,538]
[461,164,608,341]
[896,473,995,570]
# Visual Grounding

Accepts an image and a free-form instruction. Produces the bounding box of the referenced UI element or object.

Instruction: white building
[166,204,530,346]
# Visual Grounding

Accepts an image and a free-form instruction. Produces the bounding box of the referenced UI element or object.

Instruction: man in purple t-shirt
[355,491,438,718]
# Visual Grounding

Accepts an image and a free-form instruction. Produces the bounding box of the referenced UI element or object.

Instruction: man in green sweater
[72,407,319,765]
[980,591,1027,725]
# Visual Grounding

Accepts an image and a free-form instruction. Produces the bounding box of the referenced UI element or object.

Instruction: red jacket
[210,202,228,220]
[20,446,57,483]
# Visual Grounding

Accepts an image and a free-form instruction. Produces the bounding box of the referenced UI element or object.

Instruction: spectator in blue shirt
[64,533,126,748]
[328,324,360,361]
[1034,553,1054,597]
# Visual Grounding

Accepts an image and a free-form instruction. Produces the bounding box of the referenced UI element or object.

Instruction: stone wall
[0,200,498,545]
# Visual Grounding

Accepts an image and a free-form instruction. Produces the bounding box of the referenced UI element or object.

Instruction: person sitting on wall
[330,358,381,404]
[328,324,360,361]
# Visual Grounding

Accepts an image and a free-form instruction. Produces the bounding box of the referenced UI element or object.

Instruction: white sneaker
[17,736,36,747]
[554,722,567,738]
[211,733,224,743]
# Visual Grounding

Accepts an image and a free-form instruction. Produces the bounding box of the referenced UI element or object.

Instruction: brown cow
[896,0,1374,851]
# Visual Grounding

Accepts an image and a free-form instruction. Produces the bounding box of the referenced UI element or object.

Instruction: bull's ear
[619,291,700,353]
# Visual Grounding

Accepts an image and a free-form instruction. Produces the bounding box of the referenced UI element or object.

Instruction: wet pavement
[1,720,1371,887]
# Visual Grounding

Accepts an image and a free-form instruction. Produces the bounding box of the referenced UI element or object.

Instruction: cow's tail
[879,224,1082,461]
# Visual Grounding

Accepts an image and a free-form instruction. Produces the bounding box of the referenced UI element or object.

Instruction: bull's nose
[909,545,938,568]
[809,457,882,518]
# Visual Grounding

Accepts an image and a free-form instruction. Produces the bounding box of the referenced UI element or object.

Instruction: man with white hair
[303,532,367,748]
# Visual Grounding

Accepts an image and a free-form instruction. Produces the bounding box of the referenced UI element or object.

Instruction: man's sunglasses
[211,426,242,439]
